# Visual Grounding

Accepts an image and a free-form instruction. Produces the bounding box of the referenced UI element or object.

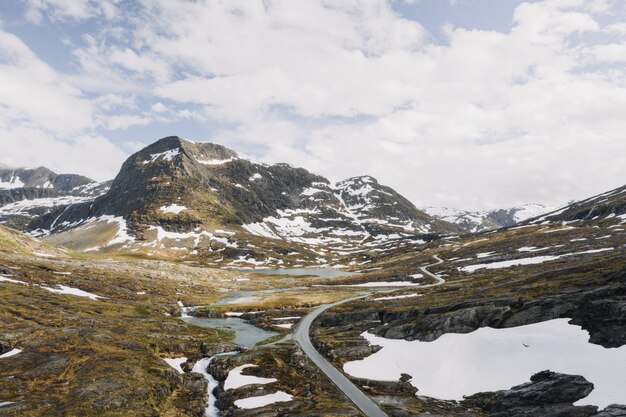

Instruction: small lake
[182,315,277,348]
[236,267,356,278]
[343,318,626,408]
[214,287,308,305]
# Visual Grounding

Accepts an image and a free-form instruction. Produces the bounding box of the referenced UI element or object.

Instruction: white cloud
[151,102,167,112]
[101,114,151,130]
[24,0,118,23]
[0,28,126,180]
[590,42,626,62]
[0,125,126,180]
[0,30,93,133]
[4,0,626,209]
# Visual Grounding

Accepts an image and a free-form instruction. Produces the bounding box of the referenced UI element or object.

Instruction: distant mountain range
[423,203,554,233]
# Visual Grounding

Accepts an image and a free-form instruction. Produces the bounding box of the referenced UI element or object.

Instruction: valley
[0,137,625,417]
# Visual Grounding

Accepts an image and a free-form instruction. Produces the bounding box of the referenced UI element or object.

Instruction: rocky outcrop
[463,371,598,417]
[332,273,626,348]
[595,405,626,416]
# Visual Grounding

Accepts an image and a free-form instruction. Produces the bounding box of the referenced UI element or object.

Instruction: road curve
[294,255,446,417]
[418,254,445,286]
[294,294,389,417]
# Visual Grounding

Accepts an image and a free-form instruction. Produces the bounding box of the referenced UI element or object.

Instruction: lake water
[213,287,308,305]
[182,315,277,348]
[343,318,626,408]
[236,267,356,278]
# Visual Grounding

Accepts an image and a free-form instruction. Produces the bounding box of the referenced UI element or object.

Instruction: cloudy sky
[1,0,625,210]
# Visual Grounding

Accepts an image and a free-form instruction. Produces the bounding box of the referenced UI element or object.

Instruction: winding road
[418,254,445,286]
[294,255,445,417]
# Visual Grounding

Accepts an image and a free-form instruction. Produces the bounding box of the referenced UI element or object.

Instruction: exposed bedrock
[463,370,598,417]
[318,277,626,348]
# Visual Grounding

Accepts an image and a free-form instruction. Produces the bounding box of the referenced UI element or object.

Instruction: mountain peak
[135,136,239,167]
[337,175,378,187]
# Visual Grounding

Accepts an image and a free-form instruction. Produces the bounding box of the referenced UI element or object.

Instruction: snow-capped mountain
[423,203,553,233]
[11,137,459,265]
[0,167,93,191]
[0,168,110,231]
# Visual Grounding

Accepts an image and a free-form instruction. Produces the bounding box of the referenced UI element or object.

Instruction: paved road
[294,294,389,417]
[293,254,446,417]
[418,254,445,286]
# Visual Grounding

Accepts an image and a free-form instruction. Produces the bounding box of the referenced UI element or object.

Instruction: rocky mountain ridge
[527,184,626,226]
[0,167,93,191]
[7,137,460,266]
[0,167,110,231]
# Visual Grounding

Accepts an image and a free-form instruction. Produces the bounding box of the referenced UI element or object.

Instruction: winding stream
[181,308,277,348]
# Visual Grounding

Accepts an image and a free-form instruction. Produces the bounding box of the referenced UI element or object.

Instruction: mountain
[527,184,626,227]
[423,203,553,233]
[0,167,110,231]
[15,137,459,265]
[0,167,93,191]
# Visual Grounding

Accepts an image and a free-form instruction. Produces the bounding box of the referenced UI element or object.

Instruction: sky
[0,0,625,210]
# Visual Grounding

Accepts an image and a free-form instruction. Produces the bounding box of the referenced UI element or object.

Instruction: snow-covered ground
[2,275,105,301]
[39,284,104,300]
[160,204,187,214]
[344,281,426,287]
[0,348,22,359]
[0,275,28,285]
[233,391,292,409]
[224,364,277,390]
[0,195,94,218]
[372,293,422,301]
[143,148,180,164]
[343,319,626,408]
[460,248,615,273]
[197,156,237,165]
[163,357,187,374]
[459,255,562,273]
[0,173,25,189]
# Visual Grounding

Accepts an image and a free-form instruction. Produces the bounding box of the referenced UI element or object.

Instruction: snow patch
[343,319,626,408]
[0,348,22,359]
[163,357,187,374]
[39,284,104,300]
[143,148,180,164]
[0,173,24,189]
[373,293,422,301]
[234,391,292,409]
[0,275,28,285]
[160,204,187,214]
[197,157,237,165]
[224,364,277,390]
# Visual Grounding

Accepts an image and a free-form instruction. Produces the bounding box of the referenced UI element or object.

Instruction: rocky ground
[1,183,625,416]
[310,221,625,416]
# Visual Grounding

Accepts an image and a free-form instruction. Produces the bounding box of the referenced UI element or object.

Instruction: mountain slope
[529,184,626,227]
[0,167,93,191]
[23,136,458,265]
[0,167,110,232]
